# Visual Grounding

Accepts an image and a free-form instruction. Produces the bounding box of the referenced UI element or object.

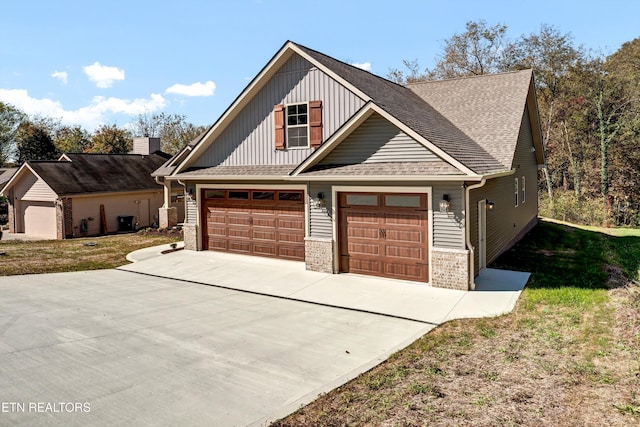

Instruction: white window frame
[514,178,519,207]
[521,176,526,204]
[285,102,309,149]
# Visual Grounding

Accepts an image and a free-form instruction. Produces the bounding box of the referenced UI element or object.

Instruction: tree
[0,101,26,166]
[88,124,132,154]
[428,20,514,79]
[511,25,586,201]
[54,125,91,153]
[15,120,59,164]
[133,112,207,154]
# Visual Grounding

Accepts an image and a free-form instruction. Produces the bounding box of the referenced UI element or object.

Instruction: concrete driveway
[0,270,432,427]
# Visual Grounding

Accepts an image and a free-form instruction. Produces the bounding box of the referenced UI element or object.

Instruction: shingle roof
[295,43,508,174]
[175,164,297,178]
[0,168,17,188]
[406,70,533,169]
[301,161,465,176]
[27,152,169,196]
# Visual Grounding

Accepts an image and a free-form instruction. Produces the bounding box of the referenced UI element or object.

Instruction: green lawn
[272,219,640,426]
[0,230,182,276]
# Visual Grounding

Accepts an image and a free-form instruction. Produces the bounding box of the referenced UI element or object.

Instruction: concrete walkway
[121,244,530,325]
[0,232,57,241]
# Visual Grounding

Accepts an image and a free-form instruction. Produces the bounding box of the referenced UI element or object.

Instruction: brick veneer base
[183,223,198,250]
[159,207,178,229]
[304,237,334,273]
[431,247,470,291]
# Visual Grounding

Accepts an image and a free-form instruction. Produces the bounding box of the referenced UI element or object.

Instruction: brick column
[430,247,471,290]
[304,237,334,273]
[183,223,198,250]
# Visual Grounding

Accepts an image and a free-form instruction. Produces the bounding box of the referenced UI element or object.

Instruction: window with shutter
[273,101,323,150]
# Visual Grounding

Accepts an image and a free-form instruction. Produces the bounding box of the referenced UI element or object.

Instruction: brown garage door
[339,192,429,282]
[202,189,305,261]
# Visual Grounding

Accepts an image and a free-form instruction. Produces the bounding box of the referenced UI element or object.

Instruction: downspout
[465,178,487,291]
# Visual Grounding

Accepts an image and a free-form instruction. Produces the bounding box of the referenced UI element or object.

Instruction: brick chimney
[132,136,161,155]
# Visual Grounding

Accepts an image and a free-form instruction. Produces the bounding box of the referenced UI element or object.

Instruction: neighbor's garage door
[202,189,305,261]
[339,192,429,282]
[22,201,57,238]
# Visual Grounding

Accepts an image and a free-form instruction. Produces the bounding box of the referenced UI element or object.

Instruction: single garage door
[202,189,305,261]
[339,192,429,282]
[22,201,57,238]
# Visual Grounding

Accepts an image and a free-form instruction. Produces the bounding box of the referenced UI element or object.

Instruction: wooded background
[1,21,639,226]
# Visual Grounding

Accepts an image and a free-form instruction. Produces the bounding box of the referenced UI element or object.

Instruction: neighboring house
[0,168,17,188]
[154,41,545,291]
[1,137,172,239]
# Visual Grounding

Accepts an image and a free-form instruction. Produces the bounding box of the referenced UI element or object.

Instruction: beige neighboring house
[1,137,174,239]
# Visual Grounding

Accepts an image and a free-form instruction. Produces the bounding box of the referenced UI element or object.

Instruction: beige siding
[321,113,440,164]
[192,54,366,168]
[71,191,162,236]
[14,171,57,201]
[469,108,538,275]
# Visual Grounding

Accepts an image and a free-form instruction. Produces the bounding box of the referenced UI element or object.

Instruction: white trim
[292,103,477,177]
[194,183,309,251]
[331,185,432,285]
[174,42,372,175]
[1,163,59,200]
[285,102,310,149]
[478,199,487,272]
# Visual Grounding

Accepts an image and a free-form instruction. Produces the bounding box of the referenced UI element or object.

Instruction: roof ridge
[406,69,533,86]
[291,41,407,90]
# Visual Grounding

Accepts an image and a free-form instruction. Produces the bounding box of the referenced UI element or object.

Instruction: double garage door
[202,189,429,282]
[202,189,305,261]
[338,192,429,282]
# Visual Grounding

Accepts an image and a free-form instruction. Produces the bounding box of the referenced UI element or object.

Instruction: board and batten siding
[469,107,539,275]
[14,171,57,201]
[320,113,440,164]
[432,184,465,249]
[309,182,333,239]
[192,54,365,168]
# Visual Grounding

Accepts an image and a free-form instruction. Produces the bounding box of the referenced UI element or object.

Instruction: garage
[338,192,429,282]
[202,189,305,261]
[22,201,57,238]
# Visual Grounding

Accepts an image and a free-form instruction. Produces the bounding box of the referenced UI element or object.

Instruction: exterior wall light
[439,194,450,213]
[487,200,495,211]
[315,192,326,208]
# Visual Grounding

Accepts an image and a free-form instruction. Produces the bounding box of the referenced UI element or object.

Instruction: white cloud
[166,80,216,97]
[351,62,372,71]
[51,70,68,84]
[0,88,166,130]
[83,62,125,88]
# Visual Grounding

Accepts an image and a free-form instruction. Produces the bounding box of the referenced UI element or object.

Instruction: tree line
[389,21,640,227]
[0,105,208,166]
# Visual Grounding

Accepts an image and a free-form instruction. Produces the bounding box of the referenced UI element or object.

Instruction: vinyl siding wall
[320,113,440,164]
[193,54,365,168]
[309,182,332,239]
[14,171,57,202]
[469,108,539,275]
[432,184,465,249]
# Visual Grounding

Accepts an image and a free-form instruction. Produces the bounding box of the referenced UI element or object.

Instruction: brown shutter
[309,100,322,148]
[274,104,285,150]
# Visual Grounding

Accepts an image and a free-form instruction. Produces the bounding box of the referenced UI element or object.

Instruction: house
[154,41,544,291]
[1,137,172,239]
[0,168,17,188]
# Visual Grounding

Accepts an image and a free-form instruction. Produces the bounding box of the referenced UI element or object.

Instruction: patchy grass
[0,231,182,276]
[272,220,640,426]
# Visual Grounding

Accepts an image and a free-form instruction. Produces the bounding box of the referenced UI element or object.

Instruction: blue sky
[1,0,638,132]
